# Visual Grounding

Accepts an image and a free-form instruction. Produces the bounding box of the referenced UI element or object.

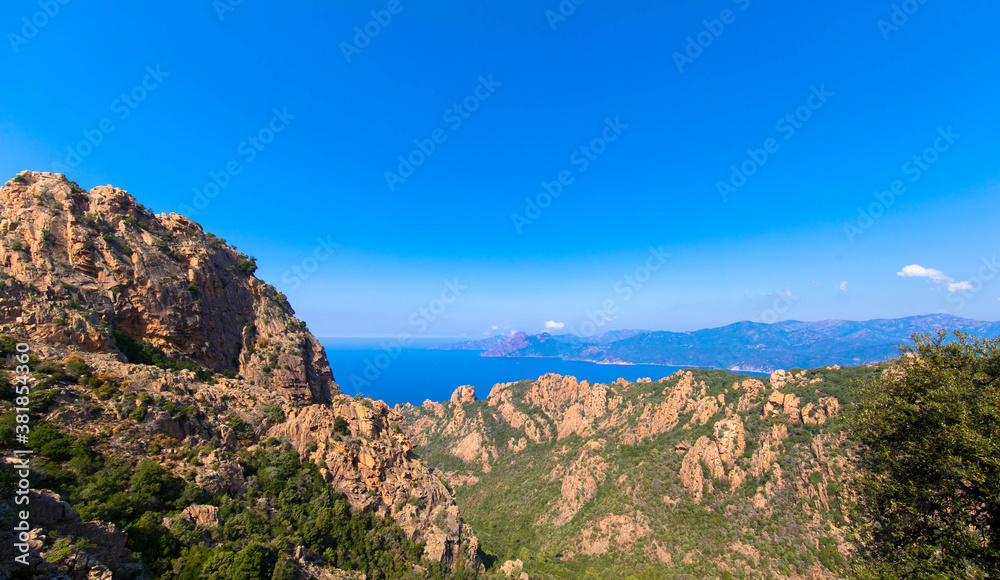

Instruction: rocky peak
[0,171,335,403]
[450,384,477,404]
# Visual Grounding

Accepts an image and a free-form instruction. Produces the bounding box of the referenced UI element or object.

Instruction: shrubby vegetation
[0,334,496,577]
[112,329,213,381]
[21,417,491,579]
[848,332,999,579]
[236,256,258,275]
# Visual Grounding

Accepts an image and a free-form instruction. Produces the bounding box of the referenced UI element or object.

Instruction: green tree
[270,558,296,580]
[848,332,1000,579]
[201,549,238,580]
[233,541,277,580]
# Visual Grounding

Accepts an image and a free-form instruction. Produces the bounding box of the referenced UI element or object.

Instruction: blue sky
[2,0,998,338]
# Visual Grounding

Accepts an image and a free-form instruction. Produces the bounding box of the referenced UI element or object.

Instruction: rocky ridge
[399,364,878,579]
[0,171,480,578]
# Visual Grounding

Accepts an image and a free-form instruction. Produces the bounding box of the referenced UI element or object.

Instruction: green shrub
[272,292,290,310]
[94,381,117,400]
[232,541,277,580]
[334,417,350,436]
[63,354,89,376]
[236,257,257,275]
[205,232,225,249]
[270,558,296,580]
[261,404,284,423]
[30,426,75,461]
[228,416,255,441]
[112,330,212,381]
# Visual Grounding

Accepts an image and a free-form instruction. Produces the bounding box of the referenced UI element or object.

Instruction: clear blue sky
[2,0,998,338]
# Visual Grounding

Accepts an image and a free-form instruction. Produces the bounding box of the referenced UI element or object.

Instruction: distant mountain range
[433,314,1000,372]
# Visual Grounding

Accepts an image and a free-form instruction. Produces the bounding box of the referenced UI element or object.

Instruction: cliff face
[399,365,880,579]
[0,171,333,403]
[0,171,480,577]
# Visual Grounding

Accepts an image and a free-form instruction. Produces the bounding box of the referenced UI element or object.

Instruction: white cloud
[839,281,848,292]
[491,325,498,330]
[896,264,970,293]
[544,321,565,330]
[897,264,949,282]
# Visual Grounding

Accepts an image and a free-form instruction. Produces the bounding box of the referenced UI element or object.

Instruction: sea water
[321,342,696,407]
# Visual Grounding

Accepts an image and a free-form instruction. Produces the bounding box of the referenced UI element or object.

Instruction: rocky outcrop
[267,398,482,568]
[399,364,870,579]
[736,378,765,412]
[679,416,746,502]
[181,504,221,527]
[501,558,529,579]
[0,171,481,573]
[802,397,840,425]
[546,440,608,525]
[451,384,477,404]
[0,171,335,404]
[194,449,247,495]
[16,490,143,579]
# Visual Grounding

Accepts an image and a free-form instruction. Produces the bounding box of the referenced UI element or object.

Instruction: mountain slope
[0,171,483,579]
[436,316,1000,371]
[398,364,885,579]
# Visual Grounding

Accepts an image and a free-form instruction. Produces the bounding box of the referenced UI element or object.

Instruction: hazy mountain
[434,315,1000,372]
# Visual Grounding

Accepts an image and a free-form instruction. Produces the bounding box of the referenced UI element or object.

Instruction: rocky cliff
[399,364,880,579]
[0,171,334,403]
[0,171,481,579]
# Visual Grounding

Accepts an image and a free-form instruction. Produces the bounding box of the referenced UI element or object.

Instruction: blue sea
[320,339,695,407]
